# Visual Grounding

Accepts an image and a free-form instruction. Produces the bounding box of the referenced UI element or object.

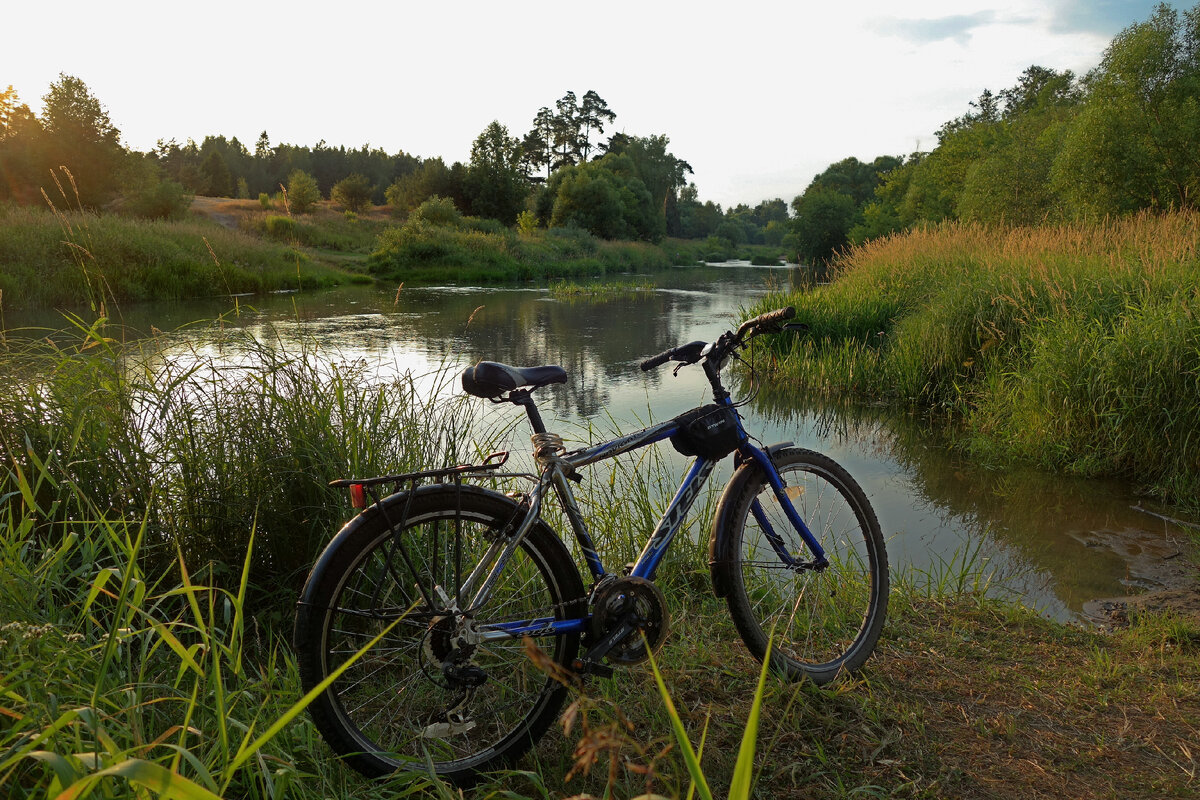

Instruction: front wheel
[718,448,888,683]
[293,485,586,786]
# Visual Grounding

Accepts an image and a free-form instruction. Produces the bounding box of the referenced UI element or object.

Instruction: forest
[1,3,1198,264]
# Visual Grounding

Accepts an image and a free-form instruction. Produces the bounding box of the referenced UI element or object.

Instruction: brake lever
[783,323,809,333]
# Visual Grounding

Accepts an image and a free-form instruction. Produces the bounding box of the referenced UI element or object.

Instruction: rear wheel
[294,486,585,786]
[722,449,888,683]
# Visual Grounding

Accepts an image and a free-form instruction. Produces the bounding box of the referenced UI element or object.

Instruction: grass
[548,279,657,302]
[748,212,1200,510]
[2,319,1198,799]
[0,203,360,312]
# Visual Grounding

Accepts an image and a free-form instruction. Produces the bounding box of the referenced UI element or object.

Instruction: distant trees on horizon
[3,3,1198,259]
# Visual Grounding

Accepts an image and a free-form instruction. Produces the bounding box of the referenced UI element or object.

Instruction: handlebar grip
[640,348,675,371]
[737,306,796,337]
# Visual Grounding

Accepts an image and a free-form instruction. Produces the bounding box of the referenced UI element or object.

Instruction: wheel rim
[738,462,880,673]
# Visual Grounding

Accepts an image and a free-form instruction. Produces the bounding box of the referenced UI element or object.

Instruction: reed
[751,213,1200,507]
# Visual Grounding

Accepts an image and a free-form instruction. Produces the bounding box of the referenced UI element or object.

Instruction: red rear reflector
[350,483,366,509]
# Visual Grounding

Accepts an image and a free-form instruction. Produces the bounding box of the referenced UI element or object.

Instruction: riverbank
[0,202,366,311]
[0,197,789,311]
[2,322,1197,798]
[751,213,1200,514]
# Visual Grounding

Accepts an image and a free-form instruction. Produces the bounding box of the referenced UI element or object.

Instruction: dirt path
[189,195,241,230]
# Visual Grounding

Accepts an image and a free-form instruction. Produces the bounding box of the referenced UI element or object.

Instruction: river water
[12,264,1194,621]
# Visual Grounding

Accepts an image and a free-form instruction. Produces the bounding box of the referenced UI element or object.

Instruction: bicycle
[293,306,889,786]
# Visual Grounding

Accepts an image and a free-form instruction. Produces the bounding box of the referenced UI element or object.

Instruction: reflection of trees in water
[750,386,1187,613]
[378,287,712,419]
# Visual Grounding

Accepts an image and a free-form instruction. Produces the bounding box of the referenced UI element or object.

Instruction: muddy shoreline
[1081,506,1200,628]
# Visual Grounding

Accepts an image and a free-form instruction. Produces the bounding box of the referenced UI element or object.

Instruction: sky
[1,0,1171,209]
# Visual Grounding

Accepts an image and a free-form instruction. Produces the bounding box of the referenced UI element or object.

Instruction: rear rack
[329,451,533,510]
[329,450,512,490]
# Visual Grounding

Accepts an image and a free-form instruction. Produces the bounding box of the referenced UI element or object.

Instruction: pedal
[571,657,615,679]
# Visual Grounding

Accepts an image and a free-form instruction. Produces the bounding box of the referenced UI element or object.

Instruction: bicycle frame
[463,395,829,644]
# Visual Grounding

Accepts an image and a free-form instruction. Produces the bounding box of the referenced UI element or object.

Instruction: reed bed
[753,212,1200,507]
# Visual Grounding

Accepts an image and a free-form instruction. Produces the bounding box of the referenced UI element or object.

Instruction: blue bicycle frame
[465,394,828,643]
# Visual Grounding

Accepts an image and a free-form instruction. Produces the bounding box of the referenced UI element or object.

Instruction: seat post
[510,390,547,435]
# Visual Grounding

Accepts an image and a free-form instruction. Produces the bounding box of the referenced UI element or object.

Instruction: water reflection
[9,267,1192,620]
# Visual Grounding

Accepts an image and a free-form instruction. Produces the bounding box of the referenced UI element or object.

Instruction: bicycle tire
[293,485,586,785]
[715,448,888,683]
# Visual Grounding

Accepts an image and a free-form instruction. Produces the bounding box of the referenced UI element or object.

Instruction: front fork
[743,446,829,569]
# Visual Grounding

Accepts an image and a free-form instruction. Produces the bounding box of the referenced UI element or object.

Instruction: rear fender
[297,483,551,608]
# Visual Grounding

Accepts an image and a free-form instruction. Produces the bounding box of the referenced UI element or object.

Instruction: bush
[258,192,272,209]
[330,173,374,213]
[409,195,463,227]
[125,179,191,220]
[263,214,298,239]
[285,169,320,214]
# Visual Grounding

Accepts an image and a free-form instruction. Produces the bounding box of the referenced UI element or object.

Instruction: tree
[551,92,582,170]
[200,149,233,196]
[603,133,692,235]
[0,86,42,203]
[1050,3,1200,215]
[547,155,657,240]
[331,173,374,212]
[465,121,527,224]
[286,169,321,213]
[577,90,616,161]
[522,107,556,180]
[788,187,857,264]
[39,74,125,207]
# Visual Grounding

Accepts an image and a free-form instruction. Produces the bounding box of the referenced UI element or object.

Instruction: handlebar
[639,340,707,372]
[639,306,800,374]
[736,305,796,337]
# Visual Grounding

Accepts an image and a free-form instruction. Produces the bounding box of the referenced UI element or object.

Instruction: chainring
[591,575,670,665]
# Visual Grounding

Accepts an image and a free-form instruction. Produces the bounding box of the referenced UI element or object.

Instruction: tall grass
[0,317,475,608]
[0,203,353,311]
[752,212,1200,507]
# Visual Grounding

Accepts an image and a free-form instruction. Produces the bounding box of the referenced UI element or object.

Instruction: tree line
[788,2,1200,263]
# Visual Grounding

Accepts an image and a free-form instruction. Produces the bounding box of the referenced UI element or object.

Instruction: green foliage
[330,172,374,212]
[385,157,464,217]
[408,194,463,227]
[263,214,298,239]
[788,187,858,264]
[286,169,321,214]
[753,213,1200,508]
[125,178,192,220]
[465,121,527,225]
[1051,3,1200,215]
[0,204,349,309]
[258,192,272,209]
[516,209,538,235]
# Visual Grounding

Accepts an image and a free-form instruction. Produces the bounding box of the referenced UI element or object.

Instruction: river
[10,264,1194,621]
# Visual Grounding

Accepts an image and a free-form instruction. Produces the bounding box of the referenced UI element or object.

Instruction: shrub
[263,214,298,239]
[125,179,192,220]
[285,170,320,214]
[330,173,373,213]
[258,192,272,209]
[408,194,463,227]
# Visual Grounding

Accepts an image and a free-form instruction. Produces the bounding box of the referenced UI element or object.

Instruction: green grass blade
[643,636,714,800]
[728,633,773,800]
